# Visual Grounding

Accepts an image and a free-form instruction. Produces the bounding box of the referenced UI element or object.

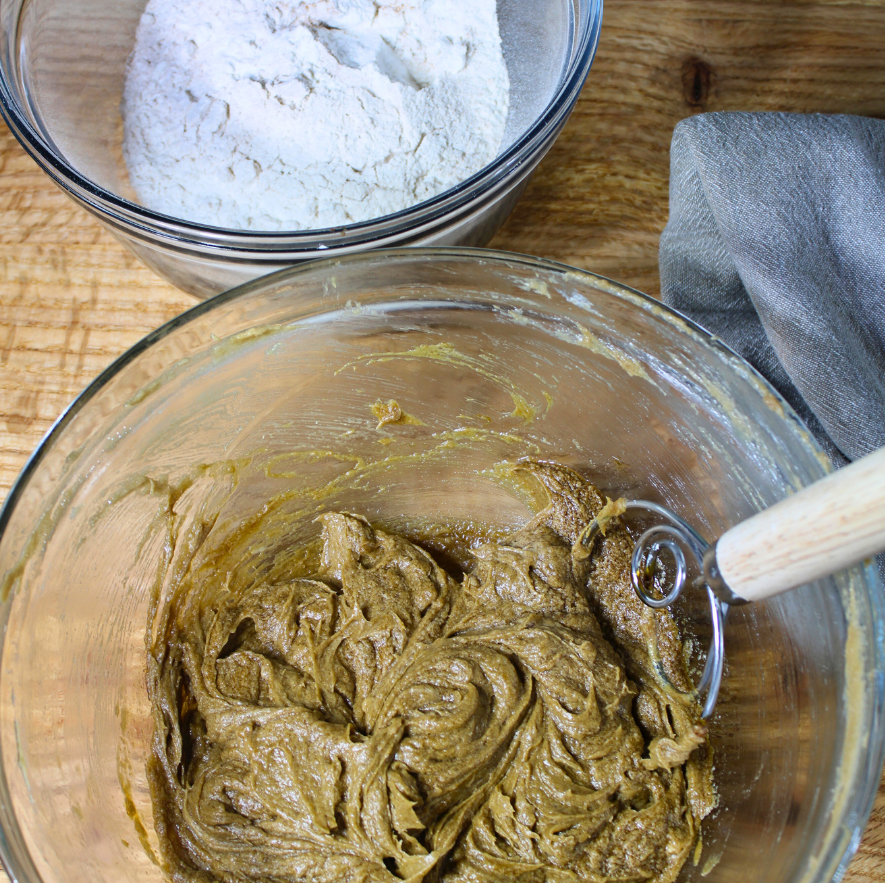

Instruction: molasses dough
[147,461,715,883]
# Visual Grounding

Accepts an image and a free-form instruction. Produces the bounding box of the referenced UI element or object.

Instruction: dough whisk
[584,446,885,718]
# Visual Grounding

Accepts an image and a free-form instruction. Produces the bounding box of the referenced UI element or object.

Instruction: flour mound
[121,0,510,232]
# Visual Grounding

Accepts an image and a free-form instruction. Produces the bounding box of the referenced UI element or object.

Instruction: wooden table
[2,0,885,878]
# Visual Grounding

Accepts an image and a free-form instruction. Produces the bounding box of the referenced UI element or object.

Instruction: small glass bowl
[0,0,601,297]
[0,249,882,883]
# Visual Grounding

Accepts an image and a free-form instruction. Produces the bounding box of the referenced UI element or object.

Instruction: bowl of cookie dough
[0,0,601,297]
[0,249,882,883]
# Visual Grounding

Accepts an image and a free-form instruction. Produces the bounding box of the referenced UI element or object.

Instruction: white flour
[122,0,510,231]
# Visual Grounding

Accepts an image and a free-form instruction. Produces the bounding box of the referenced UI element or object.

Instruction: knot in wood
[681,57,713,110]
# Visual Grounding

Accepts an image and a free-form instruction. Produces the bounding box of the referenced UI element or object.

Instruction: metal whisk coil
[581,501,728,719]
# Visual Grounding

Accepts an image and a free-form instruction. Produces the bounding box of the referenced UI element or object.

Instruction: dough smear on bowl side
[147,460,715,883]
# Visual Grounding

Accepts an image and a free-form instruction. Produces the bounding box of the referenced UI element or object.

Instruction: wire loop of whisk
[622,501,728,719]
[632,526,689,609]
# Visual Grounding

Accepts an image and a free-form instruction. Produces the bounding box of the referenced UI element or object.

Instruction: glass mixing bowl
[0,249,883,883]
[0,0,601,297]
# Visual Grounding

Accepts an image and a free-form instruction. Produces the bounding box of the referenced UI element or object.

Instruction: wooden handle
[715,446,885,603]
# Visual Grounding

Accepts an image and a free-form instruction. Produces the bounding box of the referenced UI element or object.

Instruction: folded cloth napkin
[659,112,885,467]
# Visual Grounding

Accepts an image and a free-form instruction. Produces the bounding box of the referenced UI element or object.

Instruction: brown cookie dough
[147,461,714,883]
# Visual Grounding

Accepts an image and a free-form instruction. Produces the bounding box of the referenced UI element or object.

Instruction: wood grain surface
[2,0,885,879]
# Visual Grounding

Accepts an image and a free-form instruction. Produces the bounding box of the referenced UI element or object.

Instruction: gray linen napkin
[659,112,885,467]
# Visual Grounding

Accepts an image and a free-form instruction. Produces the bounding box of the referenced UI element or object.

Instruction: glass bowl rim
[0,245,863,558]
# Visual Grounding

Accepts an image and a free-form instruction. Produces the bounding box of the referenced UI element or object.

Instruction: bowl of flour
[123,0,511,232]
[0,0,602,296]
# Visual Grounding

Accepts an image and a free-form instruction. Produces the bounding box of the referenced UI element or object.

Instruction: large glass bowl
[0,0,601,297]
[0,249,883,883]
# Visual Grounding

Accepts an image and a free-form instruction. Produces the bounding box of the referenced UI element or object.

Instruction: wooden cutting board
[2,0,885,879]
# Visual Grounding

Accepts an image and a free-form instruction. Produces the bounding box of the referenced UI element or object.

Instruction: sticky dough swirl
[148,462,715,883]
